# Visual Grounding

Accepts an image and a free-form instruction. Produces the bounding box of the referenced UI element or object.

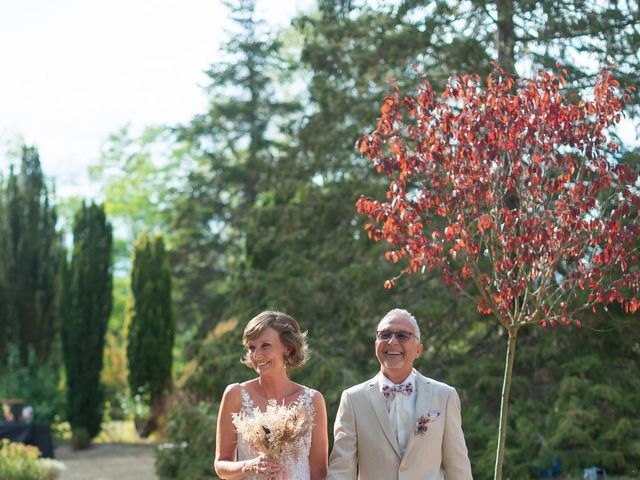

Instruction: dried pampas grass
[232,396,312,462]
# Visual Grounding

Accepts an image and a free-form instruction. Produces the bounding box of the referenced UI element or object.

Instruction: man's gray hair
[378,308,421,341]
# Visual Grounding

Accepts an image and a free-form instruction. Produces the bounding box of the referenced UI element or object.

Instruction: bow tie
[381,381,414,399]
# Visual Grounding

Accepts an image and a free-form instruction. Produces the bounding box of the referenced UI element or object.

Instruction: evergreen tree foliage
[127,232,174,407]
[441,310,640,478]
[0,146,60,366]
[170,0,300,333]
[61,202,113,444]
[384,0,640,91]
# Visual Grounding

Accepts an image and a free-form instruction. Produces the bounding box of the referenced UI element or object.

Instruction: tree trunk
[494,326,519,480]
[496,0,516,74]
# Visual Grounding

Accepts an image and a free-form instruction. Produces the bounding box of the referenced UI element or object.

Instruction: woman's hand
[242,456,283,478]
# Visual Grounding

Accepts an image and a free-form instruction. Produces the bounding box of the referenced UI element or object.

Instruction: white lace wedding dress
[237,386,315,480]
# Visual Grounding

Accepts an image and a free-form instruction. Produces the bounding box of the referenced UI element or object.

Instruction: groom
[328,308,473,479]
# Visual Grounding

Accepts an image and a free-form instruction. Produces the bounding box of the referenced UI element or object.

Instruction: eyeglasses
[376,330,417,343]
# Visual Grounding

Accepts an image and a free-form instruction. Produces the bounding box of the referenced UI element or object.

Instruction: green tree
[127,232,174,436]
[89,125,178,266]
[0,146,61,366]
[62,202,113,447]
[170,0,299,333]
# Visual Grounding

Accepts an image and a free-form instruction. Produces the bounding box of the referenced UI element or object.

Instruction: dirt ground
[55,443,157,480]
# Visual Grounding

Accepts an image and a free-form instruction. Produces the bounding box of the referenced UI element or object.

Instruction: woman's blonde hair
[241,311,309,369]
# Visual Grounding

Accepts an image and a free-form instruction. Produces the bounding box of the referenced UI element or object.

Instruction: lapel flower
[415,410,441,436]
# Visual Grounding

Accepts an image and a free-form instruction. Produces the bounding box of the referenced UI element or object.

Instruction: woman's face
[245,326,289,375]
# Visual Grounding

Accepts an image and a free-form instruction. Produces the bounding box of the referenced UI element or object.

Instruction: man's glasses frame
[376,330,417,343]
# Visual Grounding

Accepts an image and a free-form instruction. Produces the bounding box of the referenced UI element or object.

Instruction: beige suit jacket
[328,370,473,480]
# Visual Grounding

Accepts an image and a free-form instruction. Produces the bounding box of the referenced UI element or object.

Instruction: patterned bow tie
[382,381,414,399]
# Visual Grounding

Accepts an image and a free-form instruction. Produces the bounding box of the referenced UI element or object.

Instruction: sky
[0,0,313,198]
[1,1,637,200]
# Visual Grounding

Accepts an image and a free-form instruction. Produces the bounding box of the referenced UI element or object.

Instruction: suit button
[400,465,407,471]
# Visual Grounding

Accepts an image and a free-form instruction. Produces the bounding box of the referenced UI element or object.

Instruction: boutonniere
[415,410,441,436]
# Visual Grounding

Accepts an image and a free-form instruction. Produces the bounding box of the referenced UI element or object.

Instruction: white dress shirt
[379,371,417,456]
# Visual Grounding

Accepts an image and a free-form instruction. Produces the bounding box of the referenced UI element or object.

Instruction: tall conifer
[127,232,174,432]
[62,202,113,446]
[0,146,60,365]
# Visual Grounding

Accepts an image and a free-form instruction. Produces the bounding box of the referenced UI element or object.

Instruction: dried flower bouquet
[232,397,312,479]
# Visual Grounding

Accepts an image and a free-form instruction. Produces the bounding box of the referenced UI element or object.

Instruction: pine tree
[127,232,174,435]
[62,202,113,447]
[0,146,60,366]
[170,0,299,332]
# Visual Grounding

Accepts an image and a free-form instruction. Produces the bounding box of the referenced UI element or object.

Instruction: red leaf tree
[357,67,639,479]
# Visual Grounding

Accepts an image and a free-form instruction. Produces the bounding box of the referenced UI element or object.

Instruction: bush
[0,346,65,423]
[0,439,65,480]
[155,394,218,480]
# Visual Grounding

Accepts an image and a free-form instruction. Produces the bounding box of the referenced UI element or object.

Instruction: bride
[214,311,328,479]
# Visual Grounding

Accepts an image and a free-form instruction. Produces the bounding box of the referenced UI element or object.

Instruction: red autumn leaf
[381,97,394,115]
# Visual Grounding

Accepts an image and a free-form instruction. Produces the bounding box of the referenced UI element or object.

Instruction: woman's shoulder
[296,384,325,404]
[221,381,253,405]
[222,382,241,394]
[225,379,259,393]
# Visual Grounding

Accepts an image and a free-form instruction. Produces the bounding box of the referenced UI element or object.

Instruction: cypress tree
[0,146,60,366]
[62,202,113,447]
[127,232,174,434]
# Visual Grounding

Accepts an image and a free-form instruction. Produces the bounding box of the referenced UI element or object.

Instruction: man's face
[375,313,423,380]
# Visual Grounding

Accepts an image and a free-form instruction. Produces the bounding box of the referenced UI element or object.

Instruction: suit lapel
[366,374,401,458]
[402,371,433,459]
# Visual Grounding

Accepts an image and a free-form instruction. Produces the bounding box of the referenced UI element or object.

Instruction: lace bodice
[236,386,315,480]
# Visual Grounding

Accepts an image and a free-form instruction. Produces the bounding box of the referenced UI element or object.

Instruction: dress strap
[301,387,315,412]
[240,385,254,413]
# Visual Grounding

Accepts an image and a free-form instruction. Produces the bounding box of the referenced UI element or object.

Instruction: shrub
[155,394,218,480]
[0,439,65,480]
[0,346,65,423]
